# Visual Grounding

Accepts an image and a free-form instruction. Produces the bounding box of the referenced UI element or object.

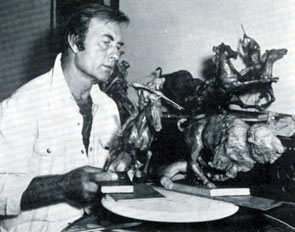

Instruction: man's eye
[103,41,111,46]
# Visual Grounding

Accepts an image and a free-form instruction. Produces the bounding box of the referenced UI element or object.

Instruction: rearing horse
[212,43,278,110]
[256,48,287,109]
[103,98,163,176]
[240,31,287,109]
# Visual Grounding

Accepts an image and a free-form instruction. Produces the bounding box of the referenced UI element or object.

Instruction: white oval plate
[102,187,239,223]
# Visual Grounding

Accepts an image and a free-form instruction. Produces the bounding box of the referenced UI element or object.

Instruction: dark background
[0,0,118,101]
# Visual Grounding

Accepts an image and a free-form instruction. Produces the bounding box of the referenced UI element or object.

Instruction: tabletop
[63,197,295,232]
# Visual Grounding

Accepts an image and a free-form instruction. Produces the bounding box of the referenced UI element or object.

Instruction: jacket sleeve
[0,92,37,215]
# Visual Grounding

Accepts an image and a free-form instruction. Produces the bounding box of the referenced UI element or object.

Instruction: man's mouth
[103,65,113,70]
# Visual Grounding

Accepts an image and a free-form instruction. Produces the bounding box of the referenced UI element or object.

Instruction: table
[63,197,295,232]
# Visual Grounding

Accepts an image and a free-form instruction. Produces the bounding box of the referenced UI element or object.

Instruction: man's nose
[109,47,121,61]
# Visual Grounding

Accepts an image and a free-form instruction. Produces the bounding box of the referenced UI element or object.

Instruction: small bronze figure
[185,43,279,114]
[239,27,287,109]
[103,84,163,177]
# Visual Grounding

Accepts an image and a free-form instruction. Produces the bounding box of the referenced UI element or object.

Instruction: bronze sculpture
[181,114,285,187]
[185,43,279,114]
[103,84,163,177]
[239,28,287,109]
[101,60,136,124]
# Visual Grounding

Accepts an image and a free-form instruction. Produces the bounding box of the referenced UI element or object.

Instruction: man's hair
[62,3,129,53]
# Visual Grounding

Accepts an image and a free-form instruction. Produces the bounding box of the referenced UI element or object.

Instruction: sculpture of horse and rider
[101,60,136,124]
[103,78,184,177]
[102,31,288,187]
[185,33,287,114]
[239,28,288,109]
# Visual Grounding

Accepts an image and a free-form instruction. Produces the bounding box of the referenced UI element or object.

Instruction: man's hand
[21,166,118,211]
[61,166,118,204]
[158,161,188,189]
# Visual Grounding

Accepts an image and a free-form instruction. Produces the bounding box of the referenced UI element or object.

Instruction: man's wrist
[21,174,66,211]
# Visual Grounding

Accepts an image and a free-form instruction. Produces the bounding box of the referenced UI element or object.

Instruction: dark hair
[62,3,129,53]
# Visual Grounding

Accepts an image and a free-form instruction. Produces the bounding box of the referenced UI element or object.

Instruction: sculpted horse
[184,43,279,114]
[103,97,163,176]
[212,43,279,111]
[239,31,287,109]
[181,114,285,187]
[256,48,287,108]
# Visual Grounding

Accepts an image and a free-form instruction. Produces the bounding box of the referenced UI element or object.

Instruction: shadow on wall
[200,56,216,81]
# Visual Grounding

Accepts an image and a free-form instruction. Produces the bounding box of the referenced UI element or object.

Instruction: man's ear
[67,34,82,53]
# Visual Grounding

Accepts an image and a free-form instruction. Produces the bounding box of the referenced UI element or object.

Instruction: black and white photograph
[0,0,295,231]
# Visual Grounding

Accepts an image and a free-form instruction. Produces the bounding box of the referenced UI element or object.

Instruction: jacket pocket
[33,138,66,156]
[97,132,117,150]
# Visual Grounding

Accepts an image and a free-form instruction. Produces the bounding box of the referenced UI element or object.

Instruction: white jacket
[0,54,120,231]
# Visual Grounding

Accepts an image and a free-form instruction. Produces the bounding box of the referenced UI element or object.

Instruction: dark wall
[0,0,119,102]
[0,0,54,101]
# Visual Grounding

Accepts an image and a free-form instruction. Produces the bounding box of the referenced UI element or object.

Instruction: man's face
[74,18,125,83]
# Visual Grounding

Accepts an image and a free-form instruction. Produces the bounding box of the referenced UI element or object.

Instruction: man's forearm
[20,175,65,211]
[20,166,117,211]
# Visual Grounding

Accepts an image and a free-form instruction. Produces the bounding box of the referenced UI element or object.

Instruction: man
[0,4,129,231]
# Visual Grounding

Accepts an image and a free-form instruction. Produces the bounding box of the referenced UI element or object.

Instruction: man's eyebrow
[103,34,124,46]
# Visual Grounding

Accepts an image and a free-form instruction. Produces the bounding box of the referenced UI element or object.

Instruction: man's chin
[92,74,111,84]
